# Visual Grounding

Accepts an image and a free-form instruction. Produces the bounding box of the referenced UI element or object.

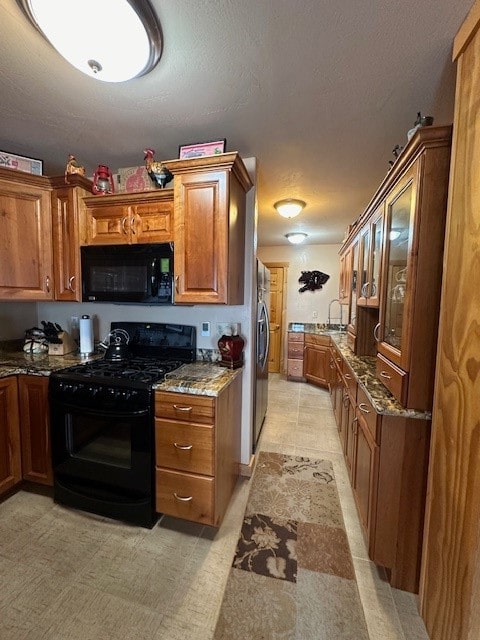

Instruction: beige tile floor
[0,374,430,639]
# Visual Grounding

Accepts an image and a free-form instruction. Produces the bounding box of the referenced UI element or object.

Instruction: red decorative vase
[218,333,244,369]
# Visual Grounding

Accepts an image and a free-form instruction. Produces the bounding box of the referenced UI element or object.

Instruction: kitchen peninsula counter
[288,323,430,419]
[154,362,241,397]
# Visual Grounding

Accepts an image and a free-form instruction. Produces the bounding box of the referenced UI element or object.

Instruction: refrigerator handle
[261,302,270,368]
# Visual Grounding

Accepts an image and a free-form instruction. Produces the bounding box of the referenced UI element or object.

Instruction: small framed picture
[0,149,43,175]
[178,139,226,159]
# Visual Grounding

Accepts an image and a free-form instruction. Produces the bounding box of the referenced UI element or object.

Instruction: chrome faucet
[327,298,344,330]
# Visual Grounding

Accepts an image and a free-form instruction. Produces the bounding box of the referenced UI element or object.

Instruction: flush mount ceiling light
[18,0,162,82]
[285,232,308,245]
[274,199,306,219]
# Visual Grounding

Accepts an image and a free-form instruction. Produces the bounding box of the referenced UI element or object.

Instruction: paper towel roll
[79,315,94,355]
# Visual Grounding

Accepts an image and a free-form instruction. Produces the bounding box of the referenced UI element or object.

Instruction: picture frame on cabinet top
[178,139,226,159]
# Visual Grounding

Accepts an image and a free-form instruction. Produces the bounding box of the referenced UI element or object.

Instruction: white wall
[0,302,37,339]
[257,243,342,325]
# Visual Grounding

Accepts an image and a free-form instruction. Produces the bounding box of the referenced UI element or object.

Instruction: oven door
[51,399,156,527]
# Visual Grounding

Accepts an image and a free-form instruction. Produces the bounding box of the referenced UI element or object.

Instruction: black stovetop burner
[50,321,197,391]
[59,357,185,385]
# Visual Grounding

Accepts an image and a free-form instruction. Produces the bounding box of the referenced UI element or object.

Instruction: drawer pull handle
[68,275,76,292]
[344,373,351,379]
[174,493,193,502]
[358,403,371,413]
[174,442,193,450]
[380,371,392,380]
[173,405,192,412]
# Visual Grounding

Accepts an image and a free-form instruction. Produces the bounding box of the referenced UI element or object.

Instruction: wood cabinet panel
[155,391,214,424]
[18,375,52,486]
[0,170,53,300]
[354,411,378,541]
[83,190,174,246]
[0,377,21,495]
[287,359,304,379]
[155,418,214,475]
[51,175,91,301]
[165,153,251,305]
[420,7,480,639]
[304,342,330,388]
[156,468,214,525]
[331,341,431,593]
[155,374,241,527]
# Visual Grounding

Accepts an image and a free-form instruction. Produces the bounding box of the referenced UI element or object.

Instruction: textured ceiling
[0,0,472,245]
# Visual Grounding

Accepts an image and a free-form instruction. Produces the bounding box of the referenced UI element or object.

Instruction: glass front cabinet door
[378,166,416,370]
[357,206,384,307]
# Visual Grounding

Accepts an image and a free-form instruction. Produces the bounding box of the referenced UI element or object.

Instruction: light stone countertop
[288,323,430,420]
[154,362,242,397]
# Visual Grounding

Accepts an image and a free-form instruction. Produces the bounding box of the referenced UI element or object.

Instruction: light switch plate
[201,322,210,337]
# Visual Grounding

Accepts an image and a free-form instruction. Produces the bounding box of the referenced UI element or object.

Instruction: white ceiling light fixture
[285,232,308,245]
[18,0,163,83]
[274,199,306,219]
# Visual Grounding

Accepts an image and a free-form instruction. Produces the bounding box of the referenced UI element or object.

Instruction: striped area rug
[213,451,369,640]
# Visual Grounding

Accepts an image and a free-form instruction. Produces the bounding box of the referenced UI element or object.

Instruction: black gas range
[49,322,196,528]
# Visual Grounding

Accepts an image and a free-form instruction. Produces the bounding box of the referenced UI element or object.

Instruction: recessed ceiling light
[19,0,163,83]
[274,199,306,218]
[285,232,308,244]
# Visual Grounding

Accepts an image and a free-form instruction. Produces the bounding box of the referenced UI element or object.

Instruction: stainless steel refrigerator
[254,259,270,450]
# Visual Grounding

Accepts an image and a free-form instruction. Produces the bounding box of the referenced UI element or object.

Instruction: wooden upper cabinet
[51,174,92,301]
[376,130,451,411]
[164,153,253,304]
[357,205,384,308]
[0,168,53,300]
[82,190,174,245]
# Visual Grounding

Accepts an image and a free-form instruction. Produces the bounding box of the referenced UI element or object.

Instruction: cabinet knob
[45,275,50,293]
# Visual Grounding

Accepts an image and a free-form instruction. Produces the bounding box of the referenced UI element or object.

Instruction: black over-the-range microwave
[81,243,174,304]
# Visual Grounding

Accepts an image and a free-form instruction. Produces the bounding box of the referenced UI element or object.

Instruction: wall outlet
[312,311,318,319]
[201,321,210,337]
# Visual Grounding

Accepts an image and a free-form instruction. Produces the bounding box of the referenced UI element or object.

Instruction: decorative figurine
[407,111,434,141]
[144,148,173,188]
[298,270,330,292]
[388,144,404,168]
[64,153,85,183]
[92,164,114,195]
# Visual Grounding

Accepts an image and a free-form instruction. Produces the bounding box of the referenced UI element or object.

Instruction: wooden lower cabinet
[0,377,22,495]
[353,411,378,544]
[18,375,53,486]
[154,374,241,526]
[331,344,430,593]
[303,334,330,387]
[287,332,305,381]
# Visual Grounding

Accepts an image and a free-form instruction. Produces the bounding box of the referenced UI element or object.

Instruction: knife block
[48,331,77,356]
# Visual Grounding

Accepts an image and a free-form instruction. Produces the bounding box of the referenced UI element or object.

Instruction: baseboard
[239,454,255,477]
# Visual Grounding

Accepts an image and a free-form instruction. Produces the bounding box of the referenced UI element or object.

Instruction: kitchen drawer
[287,358,304,379]
[288,332,304,343]
[288,343,304,359]
[376,353,408,406]
[342,362,357,402]
[156,468,214,525]
[155,391,215,424]
[305,333,330,347]
[356,385,380,442]
[155,418,214,475]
